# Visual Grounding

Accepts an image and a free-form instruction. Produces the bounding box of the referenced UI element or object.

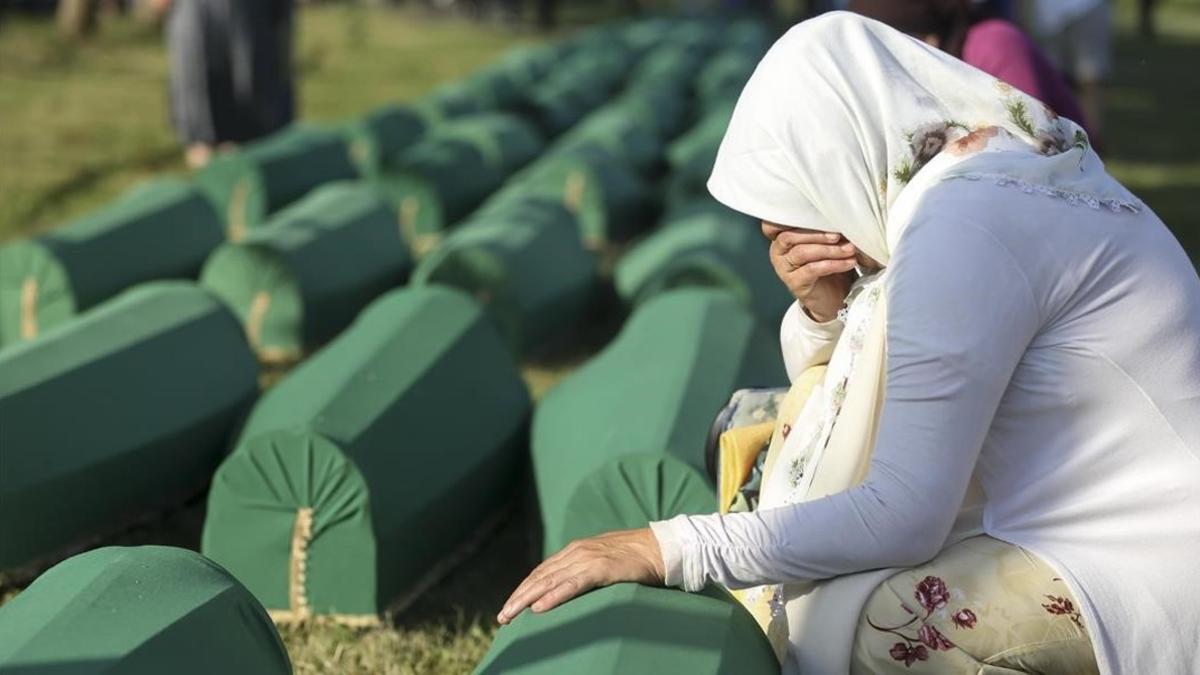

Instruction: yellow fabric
[717,422,775,515]
[851,535,1098,674]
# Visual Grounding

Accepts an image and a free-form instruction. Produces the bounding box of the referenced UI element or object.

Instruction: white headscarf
[706,12,1140,673]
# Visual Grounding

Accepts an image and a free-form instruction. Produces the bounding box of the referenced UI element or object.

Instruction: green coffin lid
[200,181,411,363]
[345,103,439,178]
[202,286,531,618]
[615,201,792,324]
[0,546,291,675]
[0,282,258,569]
[375,113,545,249]
[531,288,786,556]
[412,198,596,353]
[476,455,777,675]
[482,146,654,251]
[554,453,717,551]
[195,124,358,238]
[664,101,736,209]
[0,179,223,349]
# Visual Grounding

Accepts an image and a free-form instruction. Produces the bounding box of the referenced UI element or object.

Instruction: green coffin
[695,50,759,113]
[476,455,777,675]
[520,52,632,136]
[615,202,791,323]
[0,546,291,675]
[200,181,411,363]
[345,103,439,178]
[196,125,358,238]
[482,146,654,251]
[374,113,544,255]
[0,179,224,349]
[412,198,596,353]
[531,288,786,555]
[0,282,258,570]
[664,101,736,210]
[202,286,531,619]
[554,100,665,175]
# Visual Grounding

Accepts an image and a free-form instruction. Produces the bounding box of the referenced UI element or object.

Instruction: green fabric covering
[614,202,792,323]
[202,286,531,617]
[0,283,258,570]
[345,103,439,178]
[0,179,223,350]
[554,454,717,551]
[466,46,559,112]
[664,101,736,210]
[0,546,291,675]
[695,51,759,113]
[555,100,666,174]
[520,51,632,136]
[476,455,778,675]
[200,181,411,362]
[374,113,544,253]
[412,198,596,353]
[482,146,654,250]
[531,288,786,554]
[195,124,358,237]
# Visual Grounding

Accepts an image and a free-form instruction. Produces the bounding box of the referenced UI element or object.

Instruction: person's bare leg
[185,143,213,169]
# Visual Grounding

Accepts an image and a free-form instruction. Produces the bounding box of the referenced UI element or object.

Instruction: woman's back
[905,176,1200,673]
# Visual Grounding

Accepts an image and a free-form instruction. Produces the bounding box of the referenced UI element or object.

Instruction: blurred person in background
[1026,0,1111,148]
[847,0,1090,138]
[1139,0,1158,39]
[155,0,296,168]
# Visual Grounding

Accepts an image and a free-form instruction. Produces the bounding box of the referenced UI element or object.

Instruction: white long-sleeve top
[650,179,1200,675]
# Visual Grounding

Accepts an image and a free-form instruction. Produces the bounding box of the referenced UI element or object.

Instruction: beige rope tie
[564,170,587,214]
[20,277,38,341]
[287,507,314,620]
[227,179,250,242]
[246,291,271,351]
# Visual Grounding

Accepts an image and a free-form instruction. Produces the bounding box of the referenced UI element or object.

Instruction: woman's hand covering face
[764,223,859,322]
[496,528,665,625]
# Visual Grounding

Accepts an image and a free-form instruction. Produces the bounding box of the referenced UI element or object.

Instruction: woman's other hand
[496,528,665,625]
[764,223,858,323]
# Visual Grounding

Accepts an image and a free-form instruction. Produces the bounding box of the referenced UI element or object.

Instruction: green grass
[0,1,1198,673]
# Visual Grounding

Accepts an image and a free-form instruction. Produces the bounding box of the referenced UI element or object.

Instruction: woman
[164,0,296,168]
[847,0,1091,139]
[499,13,1200,674]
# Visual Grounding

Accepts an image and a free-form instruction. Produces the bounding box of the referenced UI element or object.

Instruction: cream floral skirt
[712,387,1098,674]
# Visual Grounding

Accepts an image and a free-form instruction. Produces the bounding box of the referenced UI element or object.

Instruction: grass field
[0,2,1198,674]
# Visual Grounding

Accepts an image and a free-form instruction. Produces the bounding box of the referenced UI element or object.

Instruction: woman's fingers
[804,258,859,277]
[499,559,592,624]
[772,229,843,246]
[530,574,592,614]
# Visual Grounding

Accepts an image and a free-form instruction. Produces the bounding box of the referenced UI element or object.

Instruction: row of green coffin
[531,287,787,556]
[199,181,413,362]
[0,32,719,354]
[199,179,597,359]
[475,455,778,675]
[201,285,531,618]
[614,199,793,325]
[0,546,291,675]
[0,283,258,570]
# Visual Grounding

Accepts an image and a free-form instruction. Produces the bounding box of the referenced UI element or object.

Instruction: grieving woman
[498,13,1200,675]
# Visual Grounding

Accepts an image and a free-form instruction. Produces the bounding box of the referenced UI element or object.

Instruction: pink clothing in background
[962,19,1091,136]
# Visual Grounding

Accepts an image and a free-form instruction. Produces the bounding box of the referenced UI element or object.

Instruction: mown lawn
[0,1,1197,674]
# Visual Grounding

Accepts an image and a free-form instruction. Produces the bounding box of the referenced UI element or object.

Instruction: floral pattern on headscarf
[890,80,1090,188]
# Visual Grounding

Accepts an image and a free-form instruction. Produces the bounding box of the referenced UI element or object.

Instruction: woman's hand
[766,227,859,323]
[496,528,665,625]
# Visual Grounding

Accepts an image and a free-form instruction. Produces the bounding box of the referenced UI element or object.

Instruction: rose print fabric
[852,536,1098,674]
